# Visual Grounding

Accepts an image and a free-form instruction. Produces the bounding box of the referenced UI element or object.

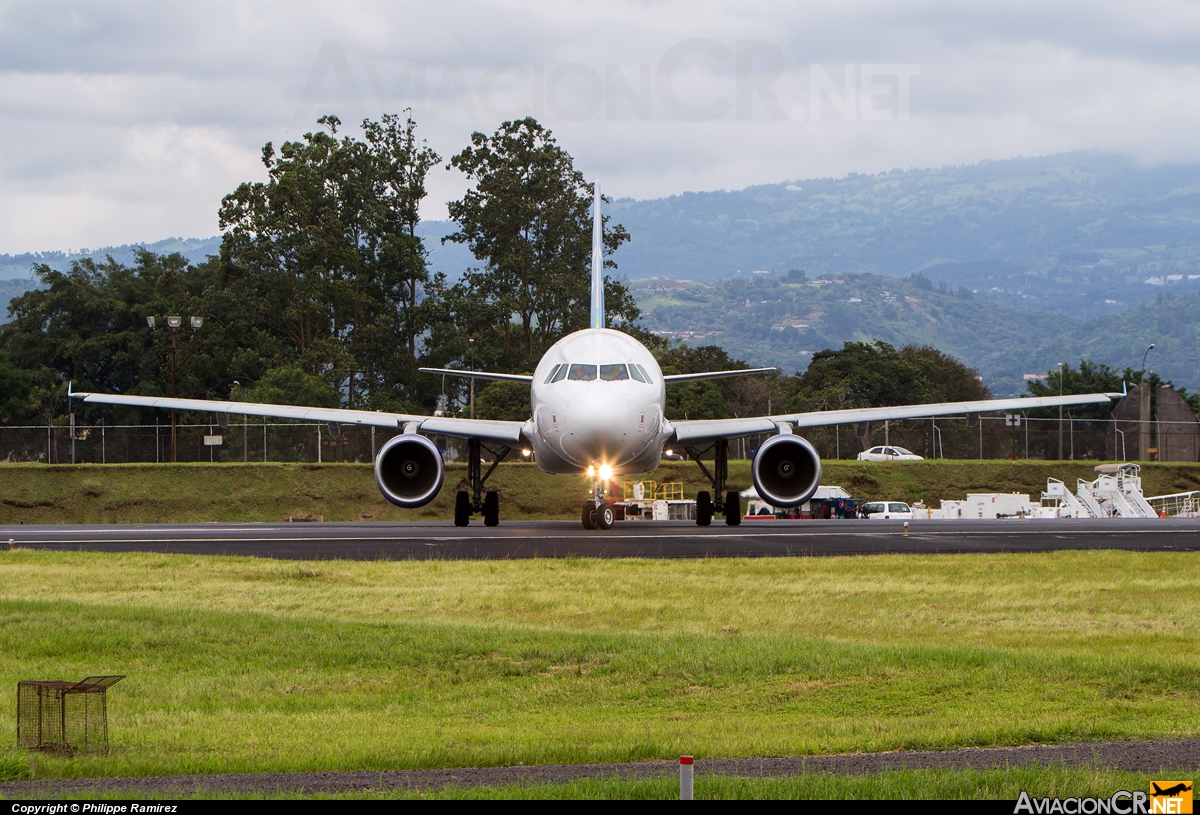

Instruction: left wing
[418,367,534,384]
[662,367,778,383]
[668,392,1120,445]
[71,389,528,447]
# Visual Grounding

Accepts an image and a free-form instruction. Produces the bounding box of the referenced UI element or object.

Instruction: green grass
[1,550,1197,784]
[17,768,1175,800]
[3,459,1200,523]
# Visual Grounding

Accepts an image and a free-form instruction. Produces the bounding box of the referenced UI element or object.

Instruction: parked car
[860,501,914,520]
[857,446,924,462]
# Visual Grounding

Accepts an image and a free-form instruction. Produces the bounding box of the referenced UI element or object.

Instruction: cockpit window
[634,363,653,383]
[567,363,597,381]
[628,364,647,383]
[544,364,563,384]
[599,363,629,381]
[550,364,569,383]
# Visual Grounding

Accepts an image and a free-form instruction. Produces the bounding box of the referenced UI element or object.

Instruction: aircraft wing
[662,367,779,383]
[71,390,528,447]
[668,392,1120,445]
[418,367,534,384]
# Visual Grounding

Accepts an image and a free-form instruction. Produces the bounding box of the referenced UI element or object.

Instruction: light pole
[1058,362,1064,461]
[1141,343,1156,376]
[149,314,203,462]
[468,337,475,420]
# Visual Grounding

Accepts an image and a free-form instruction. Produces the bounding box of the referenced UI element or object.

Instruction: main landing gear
[454,439,510,527]
[580,471,615,530]
[684,438,742,527]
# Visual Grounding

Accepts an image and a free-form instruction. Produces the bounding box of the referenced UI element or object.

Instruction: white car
[861,501,914,520]
[857,445,924,462]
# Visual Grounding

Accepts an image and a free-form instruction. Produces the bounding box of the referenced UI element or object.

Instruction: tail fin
[590,180,604,329]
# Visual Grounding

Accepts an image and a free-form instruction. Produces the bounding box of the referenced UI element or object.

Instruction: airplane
[1152,783,1192,797]
[73,183,1120,530]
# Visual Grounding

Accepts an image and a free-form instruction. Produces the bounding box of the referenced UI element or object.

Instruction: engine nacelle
[751,433,822,508]
[374,433,445,508]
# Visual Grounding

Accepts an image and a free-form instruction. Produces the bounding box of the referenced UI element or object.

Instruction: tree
[218,113,440,410]
[440,117,635,374]
[786,341,990,449]
[0,350,32,423]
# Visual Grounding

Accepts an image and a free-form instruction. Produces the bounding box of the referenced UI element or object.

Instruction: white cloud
[0,0,1198,253]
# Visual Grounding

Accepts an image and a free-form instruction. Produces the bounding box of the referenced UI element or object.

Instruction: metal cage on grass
[17,676,124,754]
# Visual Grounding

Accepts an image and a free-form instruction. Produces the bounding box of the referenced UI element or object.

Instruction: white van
[861,501,914,520]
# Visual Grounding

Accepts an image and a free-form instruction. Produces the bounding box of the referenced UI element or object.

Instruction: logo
[1150,782,1193,815]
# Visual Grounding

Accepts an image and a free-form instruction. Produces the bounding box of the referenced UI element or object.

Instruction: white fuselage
[525,328,667,475]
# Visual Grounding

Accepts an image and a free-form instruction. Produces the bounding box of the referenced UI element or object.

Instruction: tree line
[0,111,1092,448]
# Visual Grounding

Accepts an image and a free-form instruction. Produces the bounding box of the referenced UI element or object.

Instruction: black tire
[483,490,500,527]
[597,501,615,529]
[581,501,597,529]
[454,490,470,527]
[725,490,742,526]
[696,490,713,526]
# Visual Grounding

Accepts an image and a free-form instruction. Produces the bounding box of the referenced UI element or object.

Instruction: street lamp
[468,337,475,420]
[1058,362,1065,461]
[1141,343,1156,374]
[149,315,203,462]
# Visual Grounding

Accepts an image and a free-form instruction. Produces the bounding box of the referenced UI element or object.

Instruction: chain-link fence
[1,414,1195,464]
[0,421,414,465]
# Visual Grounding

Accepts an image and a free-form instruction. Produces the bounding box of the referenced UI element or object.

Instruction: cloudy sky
[1,0,1199,254]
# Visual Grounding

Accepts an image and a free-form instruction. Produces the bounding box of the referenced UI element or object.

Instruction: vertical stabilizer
[590,180,604,329]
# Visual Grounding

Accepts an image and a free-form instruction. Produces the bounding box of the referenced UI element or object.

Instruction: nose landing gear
[581,471,615,530]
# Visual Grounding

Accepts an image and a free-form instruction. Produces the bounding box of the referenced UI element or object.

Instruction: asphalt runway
[3,516,1199,560]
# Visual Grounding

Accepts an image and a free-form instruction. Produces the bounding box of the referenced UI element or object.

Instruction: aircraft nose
[561,391,633,463]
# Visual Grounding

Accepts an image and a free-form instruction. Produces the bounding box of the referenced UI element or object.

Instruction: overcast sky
[1,0,1199,254]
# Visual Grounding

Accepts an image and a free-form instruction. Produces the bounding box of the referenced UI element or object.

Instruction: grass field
[1,549,1197,791]
[3,459,1200,524]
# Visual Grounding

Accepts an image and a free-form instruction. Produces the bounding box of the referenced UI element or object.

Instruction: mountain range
[3,151,1200,391]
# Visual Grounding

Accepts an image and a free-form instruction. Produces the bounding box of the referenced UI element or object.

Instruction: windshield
[893,448,913,456]
[888,503,910,513]
[599,363,629,381]
[863,502,885,514]
[567,363,597,381]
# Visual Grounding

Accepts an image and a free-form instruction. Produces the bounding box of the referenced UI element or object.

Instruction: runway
[3,517,1199,560]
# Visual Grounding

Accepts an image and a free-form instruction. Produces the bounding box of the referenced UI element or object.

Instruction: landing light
[599,464,613,481]
[521,449,531,457]
[587,465,595,478]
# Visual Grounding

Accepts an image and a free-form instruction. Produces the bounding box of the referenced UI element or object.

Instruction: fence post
[679,756,694,800]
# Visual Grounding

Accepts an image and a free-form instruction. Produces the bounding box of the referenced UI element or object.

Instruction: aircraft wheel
[581,501,598,529]
[454,490,471,527]
[597,501,615,530]
[725,490,742,526]
[696,490,713,526]
[483,490,500,527]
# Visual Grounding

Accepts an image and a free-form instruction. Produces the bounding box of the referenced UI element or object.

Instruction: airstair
[1042,464,1158,519]
[1075,479,1108,518]
[1042,478,1088,518]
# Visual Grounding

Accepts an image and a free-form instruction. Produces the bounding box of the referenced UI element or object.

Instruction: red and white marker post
[680,755,694,800]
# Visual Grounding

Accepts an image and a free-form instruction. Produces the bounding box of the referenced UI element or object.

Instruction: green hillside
[632,271,1200,393]
[610,151,1200,322]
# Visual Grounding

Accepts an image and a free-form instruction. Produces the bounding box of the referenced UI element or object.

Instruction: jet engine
[374,433,445,508]
[751,433,822,507]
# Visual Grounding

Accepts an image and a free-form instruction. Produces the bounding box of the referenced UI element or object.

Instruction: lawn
[1,549,1197,784]
[2,459,1199,524]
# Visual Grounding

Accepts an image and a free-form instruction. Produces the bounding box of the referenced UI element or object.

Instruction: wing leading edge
[71,390,527,447]
[668,392,1120,445]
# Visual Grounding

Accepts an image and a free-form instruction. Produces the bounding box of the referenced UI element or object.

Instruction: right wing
[72,390,528,447]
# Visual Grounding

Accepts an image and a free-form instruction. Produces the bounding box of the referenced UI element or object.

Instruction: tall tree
[218,113,440,410]
[441,117,635,374]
